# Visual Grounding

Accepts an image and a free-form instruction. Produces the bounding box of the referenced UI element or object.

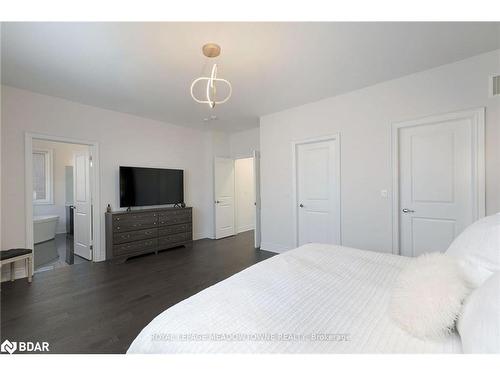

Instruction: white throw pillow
[446,213,500,285]
[458,272,500,353]
[390,252,472,340]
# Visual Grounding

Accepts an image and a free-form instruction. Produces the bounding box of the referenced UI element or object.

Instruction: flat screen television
[120,166,184,207]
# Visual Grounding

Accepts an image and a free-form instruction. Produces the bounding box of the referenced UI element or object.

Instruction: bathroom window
[33,148,54,205]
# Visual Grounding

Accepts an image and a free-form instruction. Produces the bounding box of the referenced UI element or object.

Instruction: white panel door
[253,150,261,248]
[73,151,92,260]
[214,157,235,239]
[296,138,340,246]
[399,118,474,257]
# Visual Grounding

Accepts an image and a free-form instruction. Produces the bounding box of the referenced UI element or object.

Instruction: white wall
[32,139,88,234]
[1,85,216,279]
[235,157,255,233]
[211,130,232,158]
[260,50,500,254]
[230,127,259,159]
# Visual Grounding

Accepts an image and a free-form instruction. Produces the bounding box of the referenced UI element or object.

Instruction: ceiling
[2,22,499,132]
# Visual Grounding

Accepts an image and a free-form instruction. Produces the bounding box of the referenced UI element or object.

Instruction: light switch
[380,189,388,199]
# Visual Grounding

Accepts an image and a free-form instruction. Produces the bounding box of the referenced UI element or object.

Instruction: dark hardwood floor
[1,231,275,353]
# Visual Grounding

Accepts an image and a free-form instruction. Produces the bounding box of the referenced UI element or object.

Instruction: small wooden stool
[1,249,33,282]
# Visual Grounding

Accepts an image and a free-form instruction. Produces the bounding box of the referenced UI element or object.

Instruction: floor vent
[492,75,500,97]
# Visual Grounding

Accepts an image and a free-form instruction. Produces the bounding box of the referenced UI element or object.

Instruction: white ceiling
[2,22,499,132]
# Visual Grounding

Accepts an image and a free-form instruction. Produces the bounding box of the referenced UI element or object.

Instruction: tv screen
[120,166,184,207]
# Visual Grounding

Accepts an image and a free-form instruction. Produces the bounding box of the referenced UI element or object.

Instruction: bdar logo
[1,339,17,354]
[0,339,49,354]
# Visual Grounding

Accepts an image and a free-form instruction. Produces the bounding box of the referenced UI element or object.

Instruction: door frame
[212,152,262,244]
[391,108,485,255]
[253,150,261,249]
[291,134,342,248]
[24,132,103,273]
[233,156,256,234]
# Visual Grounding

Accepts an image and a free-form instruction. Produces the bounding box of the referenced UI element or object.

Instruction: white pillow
[390,252,472,340]
[446,213,500,284]
[458,272,500,353]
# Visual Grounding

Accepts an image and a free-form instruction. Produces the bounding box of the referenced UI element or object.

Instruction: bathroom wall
[32,139,88,234]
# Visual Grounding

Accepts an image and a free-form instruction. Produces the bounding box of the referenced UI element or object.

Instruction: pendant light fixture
[190,43,232,109]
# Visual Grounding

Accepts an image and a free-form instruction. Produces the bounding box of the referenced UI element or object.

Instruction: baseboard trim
[260,242,293,254]
[193,232,211,241]
[237,225,255,234]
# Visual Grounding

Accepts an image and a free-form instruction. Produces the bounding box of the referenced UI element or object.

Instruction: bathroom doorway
[25,134,102,274]
[235,151,261,248]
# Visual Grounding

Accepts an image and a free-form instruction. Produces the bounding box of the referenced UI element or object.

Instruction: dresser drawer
[113,218,158,232]
[112,212,158,223]
[158,212,191,225]
[158,232,189,248]
[159,208,190,215]
[113,228,158,245]
[159,208,191,217]
[113,238,157,256]
[158,223,191,236]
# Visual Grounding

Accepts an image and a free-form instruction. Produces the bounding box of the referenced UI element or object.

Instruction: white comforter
[128,244,462,353]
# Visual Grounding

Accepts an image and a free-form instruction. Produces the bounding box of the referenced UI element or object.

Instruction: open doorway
[214,151,261,248]
[235,157,255,234]
[25,133,102,274]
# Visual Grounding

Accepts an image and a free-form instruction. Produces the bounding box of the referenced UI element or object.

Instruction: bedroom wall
[230,127,260,159]
[260,50,500,254]
[1,85,215,279]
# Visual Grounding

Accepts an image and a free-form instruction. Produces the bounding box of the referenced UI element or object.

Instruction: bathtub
[33,215,59,244]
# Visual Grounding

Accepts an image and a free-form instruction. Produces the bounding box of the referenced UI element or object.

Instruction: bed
[128,243,462,353]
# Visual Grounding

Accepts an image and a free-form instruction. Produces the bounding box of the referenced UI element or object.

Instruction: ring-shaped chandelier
[190,43,232,109]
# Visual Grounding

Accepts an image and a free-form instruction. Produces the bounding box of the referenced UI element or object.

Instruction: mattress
[128,243,463,353]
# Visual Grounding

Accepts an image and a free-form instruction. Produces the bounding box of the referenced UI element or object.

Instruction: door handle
[215,200,220,204]
[299,203,304,208]
[402,208,415,213]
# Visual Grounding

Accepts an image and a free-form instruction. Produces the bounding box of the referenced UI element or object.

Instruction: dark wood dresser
[105,207,192,261]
